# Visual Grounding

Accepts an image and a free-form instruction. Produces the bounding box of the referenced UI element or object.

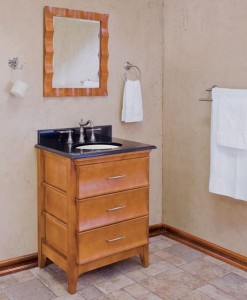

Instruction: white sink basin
[76,143,121,150]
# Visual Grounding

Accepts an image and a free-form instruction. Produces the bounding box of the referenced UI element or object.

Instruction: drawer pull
[106,236,126,243]
[107,175,126,180]
[106,205,126,212]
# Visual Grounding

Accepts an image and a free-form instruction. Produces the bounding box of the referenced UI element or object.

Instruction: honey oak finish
[44,6,109,97]
[37,150,151,294]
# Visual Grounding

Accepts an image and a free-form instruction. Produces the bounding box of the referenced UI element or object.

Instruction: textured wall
[0,0,163,260]
[163,0,247,256]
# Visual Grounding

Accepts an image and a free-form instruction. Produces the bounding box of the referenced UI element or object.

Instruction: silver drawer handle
[107,175,126,180]
[106,236,126,243]
[106,205,126,212]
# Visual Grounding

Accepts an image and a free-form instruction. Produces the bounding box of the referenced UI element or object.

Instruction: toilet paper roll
[10,80,28,98]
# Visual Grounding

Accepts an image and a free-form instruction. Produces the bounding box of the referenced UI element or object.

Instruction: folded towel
[122,79,143,122]
[214,88,247,149]
[209,87,247,201]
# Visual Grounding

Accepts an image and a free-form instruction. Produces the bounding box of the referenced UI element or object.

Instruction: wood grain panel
[44,185,67,223]
[78,187,149,231]
[45,213,67,256]
[77,157,149,198]
[44,153,67,191]
[78,217,148,264]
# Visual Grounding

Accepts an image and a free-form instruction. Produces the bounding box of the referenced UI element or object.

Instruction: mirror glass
[44,6,109,97]
[53,17,100,88]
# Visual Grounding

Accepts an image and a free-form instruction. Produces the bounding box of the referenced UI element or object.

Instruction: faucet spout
[79,119,96,143]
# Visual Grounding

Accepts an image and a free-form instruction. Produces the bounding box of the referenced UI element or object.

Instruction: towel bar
[199,85,218,101]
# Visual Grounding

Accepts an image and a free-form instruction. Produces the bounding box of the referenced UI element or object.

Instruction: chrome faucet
[79,119,96,143]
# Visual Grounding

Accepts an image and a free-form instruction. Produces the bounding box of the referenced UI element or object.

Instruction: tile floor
[1,235,247,299]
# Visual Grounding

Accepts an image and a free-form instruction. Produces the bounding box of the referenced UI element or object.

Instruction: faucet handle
[67,130,73,144]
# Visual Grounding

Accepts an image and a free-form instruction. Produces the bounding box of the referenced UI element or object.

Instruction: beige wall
[0,0,163,260]
[163,0,247,257]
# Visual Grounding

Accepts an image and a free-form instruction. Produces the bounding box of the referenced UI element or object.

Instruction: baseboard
[162,224,247,272]
[0,253,38,276]
[1,224,247,276]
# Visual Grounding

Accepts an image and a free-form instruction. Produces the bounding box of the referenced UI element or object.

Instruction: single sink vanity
[35,125,156,294]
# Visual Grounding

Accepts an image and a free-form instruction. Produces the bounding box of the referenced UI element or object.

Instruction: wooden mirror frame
[44,6,109,97]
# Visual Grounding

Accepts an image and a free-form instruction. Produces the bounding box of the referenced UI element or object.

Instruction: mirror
[44,6,109,97]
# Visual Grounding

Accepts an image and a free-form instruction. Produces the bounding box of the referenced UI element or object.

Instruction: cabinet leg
[38,254,47,268]
[67,273,78,295]
[140,244,149,268]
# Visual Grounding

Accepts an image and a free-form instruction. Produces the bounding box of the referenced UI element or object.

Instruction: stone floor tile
[0,292,9,300]
[197,284,237,300]
[222,265,247,280]
[136,292,162,300]
[153,249,174,259]
[149,253,165,264]
[164,255,187,266]
[0,275,17,289]
[149,236,163,243]
[4,278,55,300]
[93,275,134,294]
[46,280,68,297]
[96,289,135,300]
[210,277,247,300]
[47,263,63,273]
[155,267,205,290]
[124,282,150,297]
[12,270,36,283]
[180,289,213,299]
[97,265,123,279]
[141,260,174,276]
[180,259,230,282]
[125,269,148,282]
[160,236,179,244]
[223,273,247,286]
[78,285,104,299]
[139,275,194,300]
[78,270,106,285]
[149,240,173,253]
[165,244,205,263]
[31,267,64,287]
[54,294,85,300]
[202,256,227,267]
[114,258,141,274]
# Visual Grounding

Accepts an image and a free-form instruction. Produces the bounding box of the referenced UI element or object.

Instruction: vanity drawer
[78,216,148,264]
[77,157,149,199]
[44,185,67,223]
[77,187,149,231]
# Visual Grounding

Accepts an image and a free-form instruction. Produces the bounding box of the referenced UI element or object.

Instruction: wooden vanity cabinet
[37,149,151,294]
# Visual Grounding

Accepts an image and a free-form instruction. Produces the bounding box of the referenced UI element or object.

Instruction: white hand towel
[214,88,247,149]
[122,79,143,122]
[209,87,247,201]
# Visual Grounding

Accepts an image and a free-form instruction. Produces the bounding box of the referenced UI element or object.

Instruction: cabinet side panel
[45,213,67,256]
[44,154,67,191]
[45,186,67,223]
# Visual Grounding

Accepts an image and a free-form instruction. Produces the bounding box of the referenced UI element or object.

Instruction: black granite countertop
[35,126,156,159]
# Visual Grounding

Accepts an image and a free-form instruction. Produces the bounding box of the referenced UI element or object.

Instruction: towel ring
[124,62,141,81]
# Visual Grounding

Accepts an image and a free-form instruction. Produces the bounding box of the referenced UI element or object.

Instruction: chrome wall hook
[8,57,23,70]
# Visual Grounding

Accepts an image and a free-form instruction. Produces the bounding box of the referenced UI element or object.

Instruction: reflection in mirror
[44,6,109,97]
[53,17,100,88]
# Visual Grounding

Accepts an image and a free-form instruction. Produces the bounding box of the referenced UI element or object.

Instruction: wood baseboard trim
[1,224,247,276]
[0,253,38,276]
[162,224,247,272]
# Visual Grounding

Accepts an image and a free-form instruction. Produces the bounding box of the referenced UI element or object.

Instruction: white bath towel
[122,79,143,122]
[209,87,247,201]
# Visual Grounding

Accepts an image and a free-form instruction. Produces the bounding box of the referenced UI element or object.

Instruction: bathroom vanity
[36,126,155,294]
